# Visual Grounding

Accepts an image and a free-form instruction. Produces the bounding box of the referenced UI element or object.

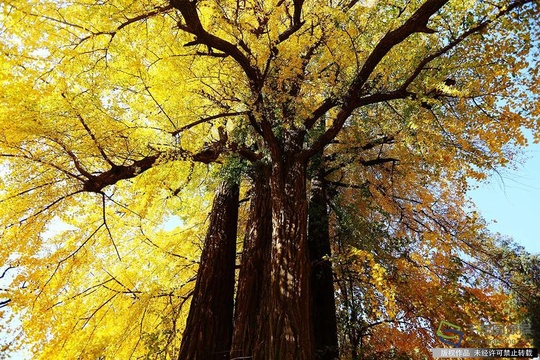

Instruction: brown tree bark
[255,153,314,360]
[178,180,240,360]
[308,165,339,360]
[230,164,272,359]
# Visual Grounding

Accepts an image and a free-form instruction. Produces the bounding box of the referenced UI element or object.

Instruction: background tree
[0,0,539,358]
[473,235,540,349]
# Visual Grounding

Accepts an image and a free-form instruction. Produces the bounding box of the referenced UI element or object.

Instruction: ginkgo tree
[0,0,539,359]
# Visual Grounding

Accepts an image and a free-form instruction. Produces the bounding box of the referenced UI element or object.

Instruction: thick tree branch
[277,0,306,43]
[170,0,261,85]
[400,0,534,91]
[82,155,159,192]
[326,180,369,191]
[322,134,397,175]
[360,157,398,166]
[350,0,447,95]
[303,0,448,157]
[359,134,396,151]
[306,0,533,160]
[305,90,410,157]
[81,132,247,192]
[229,142,263,162]
[303,98,339,131]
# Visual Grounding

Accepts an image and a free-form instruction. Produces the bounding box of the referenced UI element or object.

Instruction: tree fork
[178,180,240,360]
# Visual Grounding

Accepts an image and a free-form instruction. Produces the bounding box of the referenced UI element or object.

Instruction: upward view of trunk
[178,180,240,360]
[230,164,272,359]
[308,165,339,360]
[256,153,314,360]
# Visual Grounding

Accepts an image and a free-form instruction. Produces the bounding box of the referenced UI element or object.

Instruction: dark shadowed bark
[178,180,239,360]
[256,150,314,360]
[230,164,272,359]
[308,164,339,360]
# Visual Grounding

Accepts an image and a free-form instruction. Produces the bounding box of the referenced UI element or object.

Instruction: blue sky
[468,140,540,255]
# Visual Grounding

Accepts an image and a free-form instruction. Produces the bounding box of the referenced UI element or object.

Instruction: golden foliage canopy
[0,0,538,358]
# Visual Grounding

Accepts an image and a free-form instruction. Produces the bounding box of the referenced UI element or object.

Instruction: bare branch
[80,293,118,330]
[326,180,369,190]
[60,92,116,167]
[116,6,175,32]
[64,149,94,180]
[304,98,338,131]
[101,194,121,261]
[34,223,105,304]
[143,84,177,130]
[0,180,66,204]
[359,134,396,151]
[171,111,250,136]
[0,266,16,280]
[0,152,85,182]
[229,142,263,162]
[129,307,147,358]
[139,227,198,263]
[77,5,175,44]
[79,129,250,193]
[15,190,83,226]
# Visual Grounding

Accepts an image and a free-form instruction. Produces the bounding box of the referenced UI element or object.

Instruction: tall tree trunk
[308,166,339,360]
[178,180,239,360]
[230,164,272,359]
[256,154,314,360]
